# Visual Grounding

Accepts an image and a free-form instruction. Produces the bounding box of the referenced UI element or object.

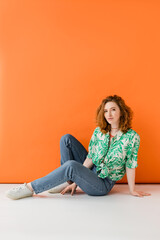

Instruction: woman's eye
[104,109,115,112]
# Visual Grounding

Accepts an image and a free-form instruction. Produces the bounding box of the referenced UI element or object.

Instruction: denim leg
[60,134,88,165]
[31,160,111,196]
[60,134,95,173]
[31,134,116,195]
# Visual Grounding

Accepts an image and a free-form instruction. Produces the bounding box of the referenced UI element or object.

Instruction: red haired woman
[6,95,151,200]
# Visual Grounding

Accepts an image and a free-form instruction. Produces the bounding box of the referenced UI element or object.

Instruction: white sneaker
[5,183,34,200]
[48,182,69,193]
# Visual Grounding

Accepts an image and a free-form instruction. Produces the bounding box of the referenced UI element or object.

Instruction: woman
[6,95,151,200]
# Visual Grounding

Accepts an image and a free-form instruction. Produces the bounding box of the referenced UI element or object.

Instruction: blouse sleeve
[86,128,97,159]
[125,133,140,168]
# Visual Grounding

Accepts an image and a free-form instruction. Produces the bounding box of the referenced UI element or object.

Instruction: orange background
[0,0,159,183]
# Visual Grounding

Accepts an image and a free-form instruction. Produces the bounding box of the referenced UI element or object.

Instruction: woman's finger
[143,192,151,196]
[61,188,65,194]
[135,193,143,197]
[71,189,74,196]
[139,194,144,197]
[61,187,69,195]
[133,192,143,197]
[71,186,77,196]
[138,191,151,196]
[61,189,65,194]
[62,189,67,195]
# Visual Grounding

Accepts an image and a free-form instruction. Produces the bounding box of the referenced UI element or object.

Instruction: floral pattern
[86,127,140,181]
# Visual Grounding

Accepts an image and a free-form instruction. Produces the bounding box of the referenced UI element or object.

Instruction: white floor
[0,184,160,240]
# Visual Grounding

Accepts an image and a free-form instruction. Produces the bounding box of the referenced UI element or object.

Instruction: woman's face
[104,101,121,126]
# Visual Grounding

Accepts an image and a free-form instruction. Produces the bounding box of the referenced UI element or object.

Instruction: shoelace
[12,184,26,191]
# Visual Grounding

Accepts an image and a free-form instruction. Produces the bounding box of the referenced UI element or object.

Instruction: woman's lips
[108,118,113,120]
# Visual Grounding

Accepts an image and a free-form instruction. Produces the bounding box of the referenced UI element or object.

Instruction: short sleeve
[86,128,97,159]
[125,133,140,168]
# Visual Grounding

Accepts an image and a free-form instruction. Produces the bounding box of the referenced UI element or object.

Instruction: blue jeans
[31,134,116,196]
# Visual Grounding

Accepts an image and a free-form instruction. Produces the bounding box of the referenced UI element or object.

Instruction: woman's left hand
[130,190,151,197]
[60,183,77,196]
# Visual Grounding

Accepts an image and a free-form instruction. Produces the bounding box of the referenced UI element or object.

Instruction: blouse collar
[106,129,124,141]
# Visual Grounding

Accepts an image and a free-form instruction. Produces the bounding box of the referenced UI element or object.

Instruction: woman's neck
[110,128,119,136]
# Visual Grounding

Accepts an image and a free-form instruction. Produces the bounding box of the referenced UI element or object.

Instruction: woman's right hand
[60,183,77,196]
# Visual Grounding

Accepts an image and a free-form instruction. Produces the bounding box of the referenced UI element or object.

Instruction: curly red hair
[95,95,133,134]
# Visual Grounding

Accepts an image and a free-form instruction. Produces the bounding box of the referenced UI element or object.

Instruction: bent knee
[60,134,73,143]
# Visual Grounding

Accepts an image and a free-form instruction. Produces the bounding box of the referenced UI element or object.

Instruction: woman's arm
[126,167,151,197]
[83,157,94,169]
[126,167,135,194]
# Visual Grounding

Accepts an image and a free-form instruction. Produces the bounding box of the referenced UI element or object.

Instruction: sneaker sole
[6,192,33,200]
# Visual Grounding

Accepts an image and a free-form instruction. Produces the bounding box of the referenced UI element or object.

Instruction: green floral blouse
[86,127,140,181]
